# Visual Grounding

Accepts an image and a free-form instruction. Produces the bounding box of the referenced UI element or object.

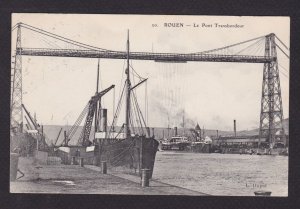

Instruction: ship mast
[125,30,131,138]
[94,58,100,133]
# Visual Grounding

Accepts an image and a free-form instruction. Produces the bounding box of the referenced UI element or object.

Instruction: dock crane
[22,103,40,131]
[21,103,48,150]
[62,84,115,147]
[52,127,63,147]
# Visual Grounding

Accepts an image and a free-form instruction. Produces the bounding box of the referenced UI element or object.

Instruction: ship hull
[161,142,190,151]
[160,141,212,153]
[96,136,159,178]
[190,143,211,153]
[53,136,159,177]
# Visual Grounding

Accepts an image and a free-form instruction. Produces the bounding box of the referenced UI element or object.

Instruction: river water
[152,151,288,196]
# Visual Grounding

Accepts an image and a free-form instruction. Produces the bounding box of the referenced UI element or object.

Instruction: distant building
[213,135,267,148]
[213,135,288,148]
[195,123,201,138]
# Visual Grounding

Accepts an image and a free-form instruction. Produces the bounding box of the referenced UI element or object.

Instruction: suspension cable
[275,35,289,50]
[275,43,290,59]
[279,71,288,79]
[235,38,264,55]
[194,35,265,54]
[20,23,110,51]
[278,63,289,73]
[11,24,19,31]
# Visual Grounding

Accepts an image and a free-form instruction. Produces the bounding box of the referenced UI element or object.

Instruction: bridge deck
[18,47,274,63]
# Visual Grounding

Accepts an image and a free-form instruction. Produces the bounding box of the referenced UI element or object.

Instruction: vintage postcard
[10,14,289,196]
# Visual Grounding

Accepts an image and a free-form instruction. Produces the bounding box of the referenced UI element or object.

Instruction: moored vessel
[56,31,159,177]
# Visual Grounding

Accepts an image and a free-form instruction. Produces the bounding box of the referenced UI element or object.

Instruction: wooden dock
[10,157,208,195]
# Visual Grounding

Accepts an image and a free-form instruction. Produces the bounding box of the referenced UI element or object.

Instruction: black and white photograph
[10,14,289,196]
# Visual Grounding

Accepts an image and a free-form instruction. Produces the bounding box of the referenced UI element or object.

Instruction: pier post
[101,161,107,174]
[71,156,76,165]
[141,169,150,187]
[79,158,84,167]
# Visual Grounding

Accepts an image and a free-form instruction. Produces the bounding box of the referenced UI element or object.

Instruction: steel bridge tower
[10,24,23,133]
[259,33,286,147]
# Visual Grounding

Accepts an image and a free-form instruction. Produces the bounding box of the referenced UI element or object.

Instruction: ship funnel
[146,127,151,137]
[234,119,236,137]
[174,127,177,136]
[100,109,107,132]
[152,128,155,137]
[64,130,67,145]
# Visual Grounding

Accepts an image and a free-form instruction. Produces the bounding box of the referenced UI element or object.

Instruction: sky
[11,14,290,131]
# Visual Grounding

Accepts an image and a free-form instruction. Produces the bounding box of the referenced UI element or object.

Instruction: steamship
[56,31,159,177]
[161,125,212,153]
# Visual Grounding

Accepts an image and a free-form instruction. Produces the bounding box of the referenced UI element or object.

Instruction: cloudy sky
[12,14,290,131]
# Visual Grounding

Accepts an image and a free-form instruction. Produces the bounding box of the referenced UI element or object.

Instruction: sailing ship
[57,31,159,177]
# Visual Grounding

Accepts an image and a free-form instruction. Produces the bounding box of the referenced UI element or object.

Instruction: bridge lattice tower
[10,24,23,133]
[259,33,286,146]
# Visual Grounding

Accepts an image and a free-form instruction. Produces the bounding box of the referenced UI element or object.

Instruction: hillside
[42,118,289,145]
[240,118,289,136]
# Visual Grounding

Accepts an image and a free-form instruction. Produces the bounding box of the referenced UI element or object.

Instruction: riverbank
[10,157,208,195]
